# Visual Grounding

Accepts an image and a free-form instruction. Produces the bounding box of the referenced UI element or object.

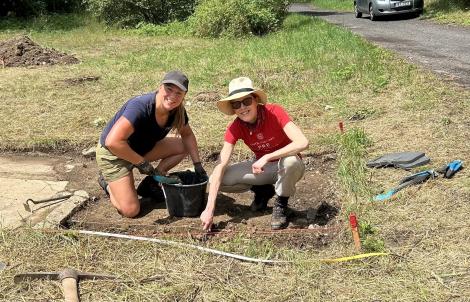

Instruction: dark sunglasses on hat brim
[230,96,254,109]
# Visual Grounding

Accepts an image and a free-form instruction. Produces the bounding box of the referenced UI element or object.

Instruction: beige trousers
[218,155,305,197]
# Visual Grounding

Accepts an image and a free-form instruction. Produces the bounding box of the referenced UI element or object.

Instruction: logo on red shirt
[256,133,264,140]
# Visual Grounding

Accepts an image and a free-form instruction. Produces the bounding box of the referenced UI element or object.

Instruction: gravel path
[289,3,470,89]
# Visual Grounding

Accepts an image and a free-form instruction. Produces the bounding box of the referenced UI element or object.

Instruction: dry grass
[1,226,469,301]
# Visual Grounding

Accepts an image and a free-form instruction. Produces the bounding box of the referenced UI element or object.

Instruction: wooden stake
[349,212,361,250]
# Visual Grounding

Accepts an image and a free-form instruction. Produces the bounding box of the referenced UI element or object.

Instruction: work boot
[137,176,165,202]
[98,173,109,196]
[271,196,289,230]
[250,184,275,212]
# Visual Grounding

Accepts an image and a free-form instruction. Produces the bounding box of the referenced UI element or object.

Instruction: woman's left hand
[252,156,268,174]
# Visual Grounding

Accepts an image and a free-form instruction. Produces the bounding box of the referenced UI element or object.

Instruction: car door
[357,0,366,12]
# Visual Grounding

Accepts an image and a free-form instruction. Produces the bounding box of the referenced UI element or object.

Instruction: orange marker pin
[349,212,361,250]
[339,121,344,133]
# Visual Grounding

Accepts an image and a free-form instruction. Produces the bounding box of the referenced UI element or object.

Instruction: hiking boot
[271,196,289,230]
[137,175,165,202]
[98,174,109,196]
[250,184,275,212]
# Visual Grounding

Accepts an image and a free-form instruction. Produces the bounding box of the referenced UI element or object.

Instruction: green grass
[1,12,470,301]
[308,0,352,11]
[424,0,470,26]
[336,128,372,199]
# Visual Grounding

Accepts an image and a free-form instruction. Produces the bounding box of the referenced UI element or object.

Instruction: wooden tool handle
[59,269,80,302]
[61,277,79,302]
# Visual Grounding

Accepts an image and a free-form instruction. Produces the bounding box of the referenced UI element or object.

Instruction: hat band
[228,87,254,97]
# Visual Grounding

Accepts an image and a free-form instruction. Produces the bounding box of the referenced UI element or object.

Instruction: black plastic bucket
[161,171,207,217]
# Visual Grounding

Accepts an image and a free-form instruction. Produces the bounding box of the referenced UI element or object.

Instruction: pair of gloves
[135,160,208,184]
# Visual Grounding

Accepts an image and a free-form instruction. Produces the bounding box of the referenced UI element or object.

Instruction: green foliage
[85,0,197,27]
[190,0,291,38]
[357,220,385,252]
[424,0,470,26]
[358,220,377,237]
[362,237,385,252]
[133,21,190,37]
[0,13,89,31]
[1,0,83,17]
[427,0,469,12]
[332,64,356,81]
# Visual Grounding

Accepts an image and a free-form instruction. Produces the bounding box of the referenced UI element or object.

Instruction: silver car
[354,0,424,21]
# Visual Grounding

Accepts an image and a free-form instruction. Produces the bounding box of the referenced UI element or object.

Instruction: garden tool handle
[59,269,80,302]
[61,277,80,302]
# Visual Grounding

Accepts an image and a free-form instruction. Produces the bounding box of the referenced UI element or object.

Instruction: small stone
[325,105,334,110]
[65,164,75,172]
[82,147,96,158]
[308,224,320,229]
[93,117,106,128]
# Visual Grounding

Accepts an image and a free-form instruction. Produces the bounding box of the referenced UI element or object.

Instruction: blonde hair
[172,103,186,134]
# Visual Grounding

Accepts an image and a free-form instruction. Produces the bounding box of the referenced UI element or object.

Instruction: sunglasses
[230,96,254,109]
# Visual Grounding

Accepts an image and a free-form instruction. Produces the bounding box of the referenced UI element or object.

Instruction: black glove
[135,160,156,176]
[193,162,208,183]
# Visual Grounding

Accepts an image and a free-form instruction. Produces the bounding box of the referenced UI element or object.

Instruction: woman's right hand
[200,208,214,231]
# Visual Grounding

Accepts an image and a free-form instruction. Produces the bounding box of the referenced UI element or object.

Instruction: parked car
[354,0,424,21]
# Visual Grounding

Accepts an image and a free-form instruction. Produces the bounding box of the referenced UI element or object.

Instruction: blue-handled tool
[153,175,182,185]
[374,170,436,201]
[437,160,463,179]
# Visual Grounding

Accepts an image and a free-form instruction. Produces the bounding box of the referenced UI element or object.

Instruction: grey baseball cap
[161,70,189,92]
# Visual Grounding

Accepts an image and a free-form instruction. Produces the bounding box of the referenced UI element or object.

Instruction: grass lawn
[1,12,470,301]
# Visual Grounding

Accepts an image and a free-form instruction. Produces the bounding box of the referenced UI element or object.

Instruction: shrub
[190,0,291,38]
[1,0,83,17]
[85,0,197,27]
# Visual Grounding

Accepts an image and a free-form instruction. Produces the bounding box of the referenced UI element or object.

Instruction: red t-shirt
[224,103,292,159]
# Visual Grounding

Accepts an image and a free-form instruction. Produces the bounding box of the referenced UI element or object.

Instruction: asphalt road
[289,3,470,89]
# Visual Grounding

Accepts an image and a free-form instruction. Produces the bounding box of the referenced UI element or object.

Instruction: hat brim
[216,90,267,115]
[161,80,188,92]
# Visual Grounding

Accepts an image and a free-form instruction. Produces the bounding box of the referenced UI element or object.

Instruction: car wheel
[354,2,362,18]
[369,3,376,21]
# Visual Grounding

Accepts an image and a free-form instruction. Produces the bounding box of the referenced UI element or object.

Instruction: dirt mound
[0,35,79,67]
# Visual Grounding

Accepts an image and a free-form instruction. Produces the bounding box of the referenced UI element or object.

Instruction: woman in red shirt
[200,77,309,230]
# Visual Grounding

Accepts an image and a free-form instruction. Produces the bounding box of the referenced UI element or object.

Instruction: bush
[85,0,197,27]
[1,0,83,17]
[190,0,291,38]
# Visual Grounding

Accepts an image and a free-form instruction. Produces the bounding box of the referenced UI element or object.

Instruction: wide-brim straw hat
[216,77,267,115]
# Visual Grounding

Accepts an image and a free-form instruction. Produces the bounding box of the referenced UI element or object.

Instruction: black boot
[98,173,109,196]
[250,184,275,212]
[271,196,289,230]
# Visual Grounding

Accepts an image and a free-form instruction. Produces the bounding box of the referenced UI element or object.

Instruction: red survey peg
[339,121,344,133]
[349,212,361,250]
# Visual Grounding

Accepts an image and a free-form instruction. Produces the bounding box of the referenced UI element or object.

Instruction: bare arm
[179,124,202,164]
[252,121,309,173]
[105,116,143,165]
[200,142,234,231]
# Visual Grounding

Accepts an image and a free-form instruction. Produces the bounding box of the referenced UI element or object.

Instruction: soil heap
[0,35,79,67]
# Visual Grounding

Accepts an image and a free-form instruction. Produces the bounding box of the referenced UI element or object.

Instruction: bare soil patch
[62,75,100,85]
[65,152,341,249]
[0,35,79,67]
